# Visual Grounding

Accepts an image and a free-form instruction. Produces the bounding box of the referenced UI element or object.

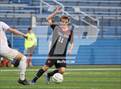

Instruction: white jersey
[0,21,19,61]
[0,21,10,47]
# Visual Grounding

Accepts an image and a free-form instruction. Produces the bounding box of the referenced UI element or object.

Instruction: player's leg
[27,53,33,67]
[46,59,66,82]
[15,53,30,85]
[47,67,65,79]
[31,58,54,83]
[45,69,59,84]
[3,48,30,85]
[31,65,49,83]
[58,67,66,74]
[26,46,35,67]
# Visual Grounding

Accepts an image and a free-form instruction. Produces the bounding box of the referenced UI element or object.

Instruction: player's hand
[55,6,62,13]
[23,34,28,39]
[67,48,72,55]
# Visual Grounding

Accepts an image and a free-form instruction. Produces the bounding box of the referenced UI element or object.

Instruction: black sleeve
[50,24,56,31]
[69,30,74,44]
[70,30,74,44]
[69,25,74,44]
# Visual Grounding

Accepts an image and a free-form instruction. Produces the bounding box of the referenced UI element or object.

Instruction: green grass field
[0,65,121,89]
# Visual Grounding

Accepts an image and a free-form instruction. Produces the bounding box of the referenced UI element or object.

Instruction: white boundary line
[0,87,81,89]
[0,68,121,72]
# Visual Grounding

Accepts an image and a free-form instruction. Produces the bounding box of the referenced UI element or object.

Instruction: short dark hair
[60,16,70,22]
[28,27,32,31]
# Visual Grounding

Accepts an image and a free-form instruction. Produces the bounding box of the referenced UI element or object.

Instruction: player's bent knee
[12,54,26,67]
[59,67,66,74]
[42,65,49,71]
[11,59,20,67]
[15,53,24,60]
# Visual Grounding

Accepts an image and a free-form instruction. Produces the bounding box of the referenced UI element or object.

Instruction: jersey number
[58,36,64,43]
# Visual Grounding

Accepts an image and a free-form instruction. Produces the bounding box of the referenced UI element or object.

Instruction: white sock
[18,56,27,80]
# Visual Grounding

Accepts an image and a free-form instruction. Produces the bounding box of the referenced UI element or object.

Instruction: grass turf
[0,65,121,89]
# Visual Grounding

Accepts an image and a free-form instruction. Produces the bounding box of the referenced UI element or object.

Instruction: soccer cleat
[18,79,30,85]
[30,80,36,85]
[45,73,50,84]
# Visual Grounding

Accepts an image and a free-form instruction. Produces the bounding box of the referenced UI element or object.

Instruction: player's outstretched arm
[8,28,27,38]
[47,6,62,25]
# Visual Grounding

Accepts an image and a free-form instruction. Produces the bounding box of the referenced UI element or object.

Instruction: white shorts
[0,45,19,61]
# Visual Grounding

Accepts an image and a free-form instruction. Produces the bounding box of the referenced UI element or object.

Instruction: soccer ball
[51,73,63,83]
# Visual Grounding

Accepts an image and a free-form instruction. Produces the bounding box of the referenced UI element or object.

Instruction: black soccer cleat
[30,80,36,85]
[18,79,30,85]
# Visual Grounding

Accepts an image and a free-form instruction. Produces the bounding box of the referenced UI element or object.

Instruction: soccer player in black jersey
[31,6,74,84]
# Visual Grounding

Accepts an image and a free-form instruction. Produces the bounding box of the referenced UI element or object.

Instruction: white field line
[0,68,121,72]
[0,87,81,89]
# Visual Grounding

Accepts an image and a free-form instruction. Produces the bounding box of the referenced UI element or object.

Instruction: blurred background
[0,0,121,66]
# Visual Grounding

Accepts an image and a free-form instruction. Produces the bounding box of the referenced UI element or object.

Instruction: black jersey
[49,24,73,56]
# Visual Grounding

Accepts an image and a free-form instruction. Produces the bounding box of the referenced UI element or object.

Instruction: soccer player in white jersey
[0,21,30,85]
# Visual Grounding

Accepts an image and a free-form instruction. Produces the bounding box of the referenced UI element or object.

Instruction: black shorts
[45,55,66,68]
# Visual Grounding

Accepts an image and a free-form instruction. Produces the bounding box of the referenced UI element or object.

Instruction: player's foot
[45,73,50,84]
[18,79,30,85]
[30,80,36,85]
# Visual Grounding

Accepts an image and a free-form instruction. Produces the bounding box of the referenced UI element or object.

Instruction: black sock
[32,69,45,82]
[47,70,59,78]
